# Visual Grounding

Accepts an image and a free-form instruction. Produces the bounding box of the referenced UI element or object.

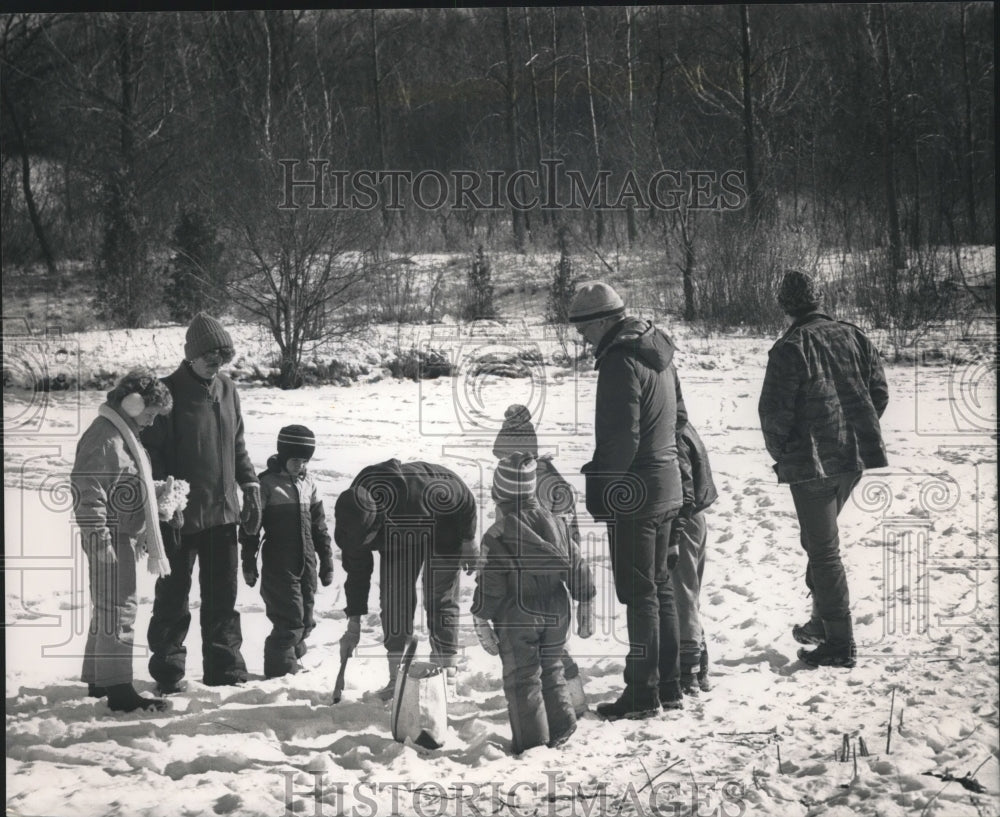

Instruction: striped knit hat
[277,424,316,462]
[568,281,626,324]
[492,453,538,503]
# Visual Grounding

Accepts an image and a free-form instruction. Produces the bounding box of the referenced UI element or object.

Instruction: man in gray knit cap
[142,312,260,689]
[569,281,686,720]
[759,270,889,668]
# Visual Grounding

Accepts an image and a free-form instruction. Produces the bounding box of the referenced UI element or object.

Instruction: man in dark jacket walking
[570,281,687,720]
[759,270,889,668]
[334,459,478,698]
[142,313,261,689]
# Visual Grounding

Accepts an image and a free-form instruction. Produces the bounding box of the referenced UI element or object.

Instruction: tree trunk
[680,212,696,322]
[876,3,905,273]
[502,8,526,252]
[739,5,759,223]
[959,2,978,243]
[370,10,391,234]
[580,7,604,247]
[0,86,58,280]
[523,8,550,228]
[624,7,637,245]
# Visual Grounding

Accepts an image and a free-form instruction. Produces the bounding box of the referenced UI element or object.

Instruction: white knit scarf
[98,404,170,577]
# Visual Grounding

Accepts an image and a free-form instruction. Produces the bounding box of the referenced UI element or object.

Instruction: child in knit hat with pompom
[239,425,334,678]
[472,452,596,754]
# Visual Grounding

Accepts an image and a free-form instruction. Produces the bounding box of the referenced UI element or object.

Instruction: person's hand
[576,601,595,639]
[340,616,361,661]
[240,484,262,536]
[667,546,679,572]
[242,561,258,587]
[86,534,118,566]
[319,562,334,587]
[474,616,500,656]
[460,538,480,575]
[168,508,184,530]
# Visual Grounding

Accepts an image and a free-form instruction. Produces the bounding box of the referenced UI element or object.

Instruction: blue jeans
[607,507,680,702]
[789,472,861,623]
[671,511,707,671]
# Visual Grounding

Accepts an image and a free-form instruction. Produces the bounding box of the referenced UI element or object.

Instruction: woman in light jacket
[71,368,176,712]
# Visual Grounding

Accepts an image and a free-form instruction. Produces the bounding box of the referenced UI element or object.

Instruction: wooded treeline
[1,6,994,381]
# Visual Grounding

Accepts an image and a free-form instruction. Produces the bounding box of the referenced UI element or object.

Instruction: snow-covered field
[4,319,998,817]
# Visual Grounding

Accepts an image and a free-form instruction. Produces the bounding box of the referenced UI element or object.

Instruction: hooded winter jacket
[239,455,333,577]
[758,312,889,484]
[582,317,687,518]
[473,500,596,622]
[676,424,718,516]
[335,459,477,617]
[141,362,258,534]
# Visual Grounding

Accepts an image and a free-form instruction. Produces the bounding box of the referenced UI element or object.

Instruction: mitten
[242,560,259,588]
[240,483,263,536]
[320,559,334,587]
[474,616,500,656]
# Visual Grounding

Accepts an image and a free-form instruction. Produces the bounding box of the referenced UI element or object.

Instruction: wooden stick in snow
[887,687,896,753]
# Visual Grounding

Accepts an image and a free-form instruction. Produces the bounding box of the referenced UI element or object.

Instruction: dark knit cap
[777,270,822,316]
[492,453,538,503]
[492,404,539,458]
[334,485,381,548]
[568,281,626,324]
[277,424,316,462]
[184,312,234,361]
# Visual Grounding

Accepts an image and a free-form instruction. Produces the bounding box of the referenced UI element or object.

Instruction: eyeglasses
[201,348,234,365]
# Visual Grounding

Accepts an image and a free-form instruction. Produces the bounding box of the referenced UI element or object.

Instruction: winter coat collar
[593,316,676,372]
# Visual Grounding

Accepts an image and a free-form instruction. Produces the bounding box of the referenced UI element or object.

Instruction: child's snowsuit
[474,499,596,753]
[240,455,333,678]
[672,424,718,673]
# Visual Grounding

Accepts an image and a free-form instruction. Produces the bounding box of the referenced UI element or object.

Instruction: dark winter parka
[141,361,258,534]
[758,312,889,484]
[335,459,477,617]
[472,500,596,622]
[239,455,333,578]
[582,317,687,519]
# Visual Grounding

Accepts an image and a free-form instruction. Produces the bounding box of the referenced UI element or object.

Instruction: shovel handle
[332,657,348,703]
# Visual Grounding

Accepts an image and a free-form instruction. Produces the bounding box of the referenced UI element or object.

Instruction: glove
[168,508,184,530]
[340,616,361,661]
[474,616,500,656]
[320,562,334,587]
[576,601,595,639]
[667,546,679,572]
[242,561,258,587]
[460,538,480,575]
[240,484,263,536]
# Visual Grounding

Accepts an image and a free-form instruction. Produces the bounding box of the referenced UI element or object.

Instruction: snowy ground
[4,320,999,817]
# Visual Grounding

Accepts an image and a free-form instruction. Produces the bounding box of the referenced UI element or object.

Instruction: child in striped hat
[239,425,334,678]
[472,453,596,754]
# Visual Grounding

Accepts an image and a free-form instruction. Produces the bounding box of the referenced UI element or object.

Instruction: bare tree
[208,11,376,388]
